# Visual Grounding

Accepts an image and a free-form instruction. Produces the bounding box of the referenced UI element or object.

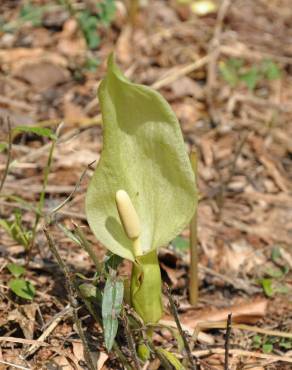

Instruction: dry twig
[165,284,197,370]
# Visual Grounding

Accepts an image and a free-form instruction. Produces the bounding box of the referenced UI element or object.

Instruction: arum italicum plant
[86,55,197,326]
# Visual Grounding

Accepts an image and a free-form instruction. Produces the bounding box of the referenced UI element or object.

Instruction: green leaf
[262,60,281,80]
[172,236,189,251]
[274,284,289,295]
[137,343,150,361]
[260,278,274,297]
[58,224,81,246]
[102,274,124,351]
[86,55,197,261]
[265,267,284,278]
[104,253,123,272]
[7,263,26,278]
[19,3,44,27]
[239,66,260,91]
[9,278,35,300]
[262,343,273,353]
[13,126,57,139]
[79,282,102,304]
[0,143,7,152]
[271,247,281,262]
[0,218,31,248]
[279,340,292,349]
[157,348,185,370]
[219,61,238,87]
[96,0,116,26]
[228,58,244,70]
[84,57,100,72]
[252,335,262,348]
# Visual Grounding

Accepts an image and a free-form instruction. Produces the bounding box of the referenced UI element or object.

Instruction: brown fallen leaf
[182,298,268,327]
[170,77,204,100]
[50,355,74,370]
[14,60,69,90]
[116,25,133,65]
[8,303,37,340]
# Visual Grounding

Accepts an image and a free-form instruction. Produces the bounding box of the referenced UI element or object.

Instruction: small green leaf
[279,340,292,349]
[7,263,26,278]
[58,224,81,246]
[84,57,100,72]
[13,126,57,139]
[19,3,44,26]
[228,58,244,70]
[262,343,273,353]
[0,143,7,152]
[79,282,102,304]
[265,267,284,278]
[274,284,289,295]
[240,66,260,91]
[271,247,281,262]
[172,236,189,251]
[260,278,274,297]
[262,60,281,80]
[137,343,150,361]
[104,253,123,272]
[219,61,238,87]
[102,275,124,351]
[252,335,262,348]
[157,348,185,370]
[9,278,35,300]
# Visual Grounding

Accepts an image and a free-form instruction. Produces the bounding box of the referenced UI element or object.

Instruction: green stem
[131,250,163,325]
[189,149,198,306]
[27,137,56,261]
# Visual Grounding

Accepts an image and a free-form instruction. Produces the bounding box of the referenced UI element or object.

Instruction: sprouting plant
[7,262,35,300]
[0,125,57,255]
[61,0,116,50]
[219,58,281,91]
[86,55,197,326]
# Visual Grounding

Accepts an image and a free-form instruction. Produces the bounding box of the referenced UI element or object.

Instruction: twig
[72,223,101,273]
[224,314,232,370]
[43,228,96,370]
[195,320,292,339]
[214,132,248,212]
[121,311,141,370]
[49,161,95,216]
[0,360,30,370]
[206,0,231,123]
[190,348,292,364]
[0,337,49,346]
[0,118,12,194]
[165,285,197,370]
[23,305,71,358]
[189,149,199,306]
[151,56,209,90]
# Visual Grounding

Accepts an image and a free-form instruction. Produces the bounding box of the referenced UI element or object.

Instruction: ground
[0,0,291,369]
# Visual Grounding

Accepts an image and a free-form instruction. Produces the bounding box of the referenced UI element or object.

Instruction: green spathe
[131,250,163,324]
[86,55,197,261]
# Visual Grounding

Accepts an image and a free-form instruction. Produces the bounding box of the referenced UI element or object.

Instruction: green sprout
[86,55,197,325]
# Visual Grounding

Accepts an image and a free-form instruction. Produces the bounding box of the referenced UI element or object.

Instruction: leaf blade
[102,274,124,351]
[86,55,197,260]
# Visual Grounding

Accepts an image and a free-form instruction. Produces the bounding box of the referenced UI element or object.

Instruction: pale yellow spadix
[115,190,142,256]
